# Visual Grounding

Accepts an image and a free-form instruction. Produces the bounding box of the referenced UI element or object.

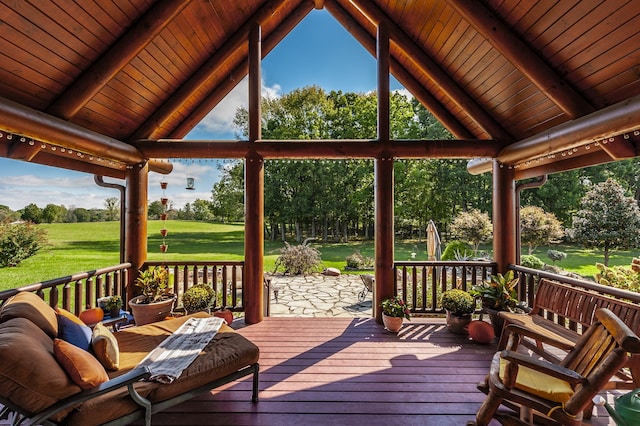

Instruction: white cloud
[192,77,282,139]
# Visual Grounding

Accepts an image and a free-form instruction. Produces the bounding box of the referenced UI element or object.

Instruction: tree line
[204,86,640,245]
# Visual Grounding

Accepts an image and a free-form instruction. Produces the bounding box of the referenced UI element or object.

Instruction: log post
[492,161,516,273]
[374,22,394,323]
[244,23,264,324]
[124,162,148,303]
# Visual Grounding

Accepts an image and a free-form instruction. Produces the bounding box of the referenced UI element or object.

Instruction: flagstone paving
[266,273,373,317]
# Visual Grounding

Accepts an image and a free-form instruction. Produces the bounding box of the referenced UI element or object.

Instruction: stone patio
[266,273,373,317]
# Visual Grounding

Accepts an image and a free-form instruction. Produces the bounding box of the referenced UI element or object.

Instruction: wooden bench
[498,278,640,390]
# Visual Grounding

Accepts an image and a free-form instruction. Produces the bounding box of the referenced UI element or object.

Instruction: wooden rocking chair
[469,308,640,426]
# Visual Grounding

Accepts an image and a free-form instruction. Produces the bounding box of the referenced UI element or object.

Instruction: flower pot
[160,181,168,190]
[484,308,505,339]
[445,310,472,335]
[129,295,176,326]
[382,313,403,332]
[160,244,168,253]
[109,307,121,318]
[160,213,168,221]
[160,229,168,237]
[160,197,169,205]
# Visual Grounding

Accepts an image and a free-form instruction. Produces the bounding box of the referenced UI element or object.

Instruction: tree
[41,204,66,223]
[192,199,214,221]
[570,179,640,266]
[20,203,42,224]
[519,206,564,254]
[148,200,164,220]
[104,197,119,221]
[449,209,492,255]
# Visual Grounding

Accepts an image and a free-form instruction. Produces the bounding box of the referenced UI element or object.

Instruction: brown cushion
[53,338,109,390]
[0,318,79,421]
[0,292,58,337]
[92,322,120,370]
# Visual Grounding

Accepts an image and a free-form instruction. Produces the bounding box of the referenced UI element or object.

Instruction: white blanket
[137,316,224,383]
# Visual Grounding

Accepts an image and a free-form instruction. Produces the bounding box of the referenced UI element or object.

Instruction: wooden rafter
[449,0,594,119]
[47,0,192,120]
[325,0,474,139]
[345,0,513,141]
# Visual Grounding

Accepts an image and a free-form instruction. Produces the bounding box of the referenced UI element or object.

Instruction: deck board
[143,316,615,425]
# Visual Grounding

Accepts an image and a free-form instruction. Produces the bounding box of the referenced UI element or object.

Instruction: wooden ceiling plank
[325,0,474,140]
[166,1,310,139]
[7,138,41,161]
[47,0,192,120]
[348,0,512,141]
[449,0,594,119]
[130,0,291,140]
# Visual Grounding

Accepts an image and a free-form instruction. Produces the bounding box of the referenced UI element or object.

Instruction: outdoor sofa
[0,291,259,425]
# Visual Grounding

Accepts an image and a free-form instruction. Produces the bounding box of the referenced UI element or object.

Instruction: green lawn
[0,221,637,291]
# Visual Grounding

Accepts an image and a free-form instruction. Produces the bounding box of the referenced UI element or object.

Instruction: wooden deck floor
[148,317,616,426]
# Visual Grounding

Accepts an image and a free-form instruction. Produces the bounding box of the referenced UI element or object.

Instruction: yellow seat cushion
[499,358,574,403]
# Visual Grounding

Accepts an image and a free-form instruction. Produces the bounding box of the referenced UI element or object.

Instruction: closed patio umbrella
[426,220,441,261]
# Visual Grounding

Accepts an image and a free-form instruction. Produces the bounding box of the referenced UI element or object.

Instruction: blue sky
[0,10,404,211]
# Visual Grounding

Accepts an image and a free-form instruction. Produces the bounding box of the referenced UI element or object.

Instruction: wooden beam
[514,150,617,180]
[377,21,390,142]
[131,0,291,140]
[125,163,148,302]
[492,162,516,273]
[374,153,394,323]
[166,0,312,139]
[346,0,513,141]
[325,0,474,139]
[449,0,594,119]
[27,151,127,179]
[47,0,192,120]
[244,23,264,325]
[134,139,499,159]
[7,138,40,161]
[0,96,144,164]
[467,94,640,174]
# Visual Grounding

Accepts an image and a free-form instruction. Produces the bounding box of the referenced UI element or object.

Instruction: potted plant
[104,295,123,318]
[182,284,215,314]
[129,266,176,325]
[471,270,519,336]
[440,289,475,334]
[380,296,411,332]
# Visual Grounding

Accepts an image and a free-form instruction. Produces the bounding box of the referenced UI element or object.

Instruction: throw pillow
[92,322,120,370]
[56,307,87,326]
[0,291,59,337]
[58,313,92,351]
[53,338,109,390]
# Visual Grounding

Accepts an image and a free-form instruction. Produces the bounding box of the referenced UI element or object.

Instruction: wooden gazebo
[0,0,638,324]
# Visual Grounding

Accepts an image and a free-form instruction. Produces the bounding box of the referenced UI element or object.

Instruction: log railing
[143,261,245,312]
[508,264,640,309]
[393,261,497,314]
[0,263,131,315]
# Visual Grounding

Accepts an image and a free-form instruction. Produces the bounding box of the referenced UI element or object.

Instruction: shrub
[440,289,475,316]
[273,241,322,275]
[182,284,215,312]
[441,240,473,261]
[345,251,373,269]
[547,249,567,265]
[595,263,640,292]
[0,220,47,267]
[520,255,544,270]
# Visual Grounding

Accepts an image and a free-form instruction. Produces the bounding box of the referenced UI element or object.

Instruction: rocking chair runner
[470,308,640,426]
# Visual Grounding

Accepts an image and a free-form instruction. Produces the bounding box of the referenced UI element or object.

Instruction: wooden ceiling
[0,0,639,179]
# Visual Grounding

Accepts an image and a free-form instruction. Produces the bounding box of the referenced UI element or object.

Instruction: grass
[0,221,637,291]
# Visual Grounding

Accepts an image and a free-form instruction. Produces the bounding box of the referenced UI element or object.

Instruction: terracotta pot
[382,313,403,332]
[160,213,168,221]
[160,244,168,253]
[160,181,168,189]
[213,309,234,325]
[129,295,176,326]
[445,310,472,335]
[160,229,168,237]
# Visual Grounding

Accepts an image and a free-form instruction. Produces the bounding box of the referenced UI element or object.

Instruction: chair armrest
[23,367,151,426]
[500,350,585,386]
[502,323,575,351]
